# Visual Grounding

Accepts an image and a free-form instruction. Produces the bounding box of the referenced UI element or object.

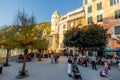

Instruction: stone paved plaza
[0,56,120,80]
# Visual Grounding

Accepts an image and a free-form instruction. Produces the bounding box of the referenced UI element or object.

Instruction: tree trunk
[21,59,26,75]
[20,49,28,75]
[4,48,10,66]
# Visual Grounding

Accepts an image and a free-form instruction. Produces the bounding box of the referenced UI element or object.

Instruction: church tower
[50,11,60,52]
[51,10,60,34]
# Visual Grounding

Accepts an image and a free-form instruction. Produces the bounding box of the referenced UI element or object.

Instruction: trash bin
[0,65,3,74]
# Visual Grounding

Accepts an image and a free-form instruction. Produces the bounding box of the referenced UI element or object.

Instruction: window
[63,24,66,29]
[55,23,57,26]
[69,22,75,28]
[88,6,92,13]
[110,0,120,6]
[97,14,103,22]
[115,10,120,19]
[115,25,120,35]
[97,2,102,10]
[78,20,82,25]
[87,17,92,24]
[114,0,120,4]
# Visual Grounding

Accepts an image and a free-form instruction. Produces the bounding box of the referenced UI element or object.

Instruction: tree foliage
[13,11,37,49]
[0,26,17,49]
[63,23,108,50]
[0,26,18,66]
[63,27,82,47]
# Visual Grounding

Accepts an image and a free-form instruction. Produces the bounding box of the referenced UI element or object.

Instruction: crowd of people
[16,49,119,79]
[17,52,35,63]
[66,52,113,78]
[16,51,60,64]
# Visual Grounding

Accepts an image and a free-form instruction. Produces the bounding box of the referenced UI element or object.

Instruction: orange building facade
[83,0,120,49]
[50,0,120,52]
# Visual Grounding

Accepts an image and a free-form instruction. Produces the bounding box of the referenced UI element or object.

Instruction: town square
[0,0,120,80]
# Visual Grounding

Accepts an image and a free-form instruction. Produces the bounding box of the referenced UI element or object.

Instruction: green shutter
[110,0,113,6]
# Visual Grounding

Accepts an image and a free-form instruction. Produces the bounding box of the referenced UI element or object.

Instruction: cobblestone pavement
[0,56,120,80]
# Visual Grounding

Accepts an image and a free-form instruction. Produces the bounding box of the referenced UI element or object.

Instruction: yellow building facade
[83,0,120,49]
[50,0,120,52]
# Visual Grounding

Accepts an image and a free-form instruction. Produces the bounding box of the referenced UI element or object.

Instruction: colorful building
[83,0,120,49]
[51,7,85,52]
[50,0,120,52]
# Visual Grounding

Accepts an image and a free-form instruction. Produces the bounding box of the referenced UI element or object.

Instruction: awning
[103,49,116,52]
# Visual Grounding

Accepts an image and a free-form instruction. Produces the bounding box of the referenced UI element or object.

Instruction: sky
[0,0,83,27]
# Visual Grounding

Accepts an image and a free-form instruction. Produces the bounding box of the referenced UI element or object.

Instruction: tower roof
[52,10,60,16]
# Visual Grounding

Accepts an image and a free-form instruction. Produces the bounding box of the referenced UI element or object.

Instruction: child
[100,70,106,77]
[104,62,109,76]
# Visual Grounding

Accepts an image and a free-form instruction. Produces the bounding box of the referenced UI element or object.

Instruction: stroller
[72,57,82,80]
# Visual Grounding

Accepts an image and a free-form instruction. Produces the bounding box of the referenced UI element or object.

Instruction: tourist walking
[50,51,54,63]
[91,55,97,70]
[68,56,72,77]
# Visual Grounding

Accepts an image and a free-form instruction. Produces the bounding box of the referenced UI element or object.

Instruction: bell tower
[50,10,60,52]
[51,10,60,34]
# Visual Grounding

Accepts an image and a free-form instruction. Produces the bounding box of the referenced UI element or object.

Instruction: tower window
[55,23,57,26]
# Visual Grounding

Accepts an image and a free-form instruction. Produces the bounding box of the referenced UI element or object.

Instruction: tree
[63,23,108,53]
[13,10,38,78]
[0,26,17,66]
[63,27,82,48]
[82,23,108,50]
